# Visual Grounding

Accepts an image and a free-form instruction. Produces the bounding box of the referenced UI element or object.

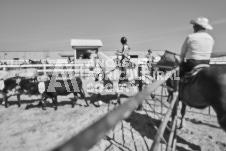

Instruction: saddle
[181,64,210,84]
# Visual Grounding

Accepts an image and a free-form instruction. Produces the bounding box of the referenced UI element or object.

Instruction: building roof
[211,51,226,58]
[71,39,103,49]
[58,52,74,57]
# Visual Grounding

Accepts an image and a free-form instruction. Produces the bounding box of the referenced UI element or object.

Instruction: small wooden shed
[70,39,103,59]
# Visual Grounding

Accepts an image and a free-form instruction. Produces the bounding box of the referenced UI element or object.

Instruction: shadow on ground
[125,112,201,151]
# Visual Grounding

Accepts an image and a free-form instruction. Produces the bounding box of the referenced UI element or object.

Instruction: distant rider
[116,37,130,81]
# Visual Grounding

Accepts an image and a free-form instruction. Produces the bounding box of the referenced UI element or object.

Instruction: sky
[0,0,226,59]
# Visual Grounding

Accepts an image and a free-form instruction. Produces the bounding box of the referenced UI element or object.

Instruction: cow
[0,77,22,108]
[0,68,39,108]
[37,76,88,110]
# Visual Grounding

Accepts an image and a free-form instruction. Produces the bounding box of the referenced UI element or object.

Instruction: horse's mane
[156,50,179,67]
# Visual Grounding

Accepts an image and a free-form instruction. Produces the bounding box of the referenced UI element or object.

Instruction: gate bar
[150,92,178,151]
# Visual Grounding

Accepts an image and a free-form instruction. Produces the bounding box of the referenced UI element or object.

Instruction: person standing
[146,49,154,63]
[180,17,214,77]
[146,49,154,75]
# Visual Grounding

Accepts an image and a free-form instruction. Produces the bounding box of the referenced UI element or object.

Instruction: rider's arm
[116,51,123,56]
[116,45,128,56]
[180,37,188,62]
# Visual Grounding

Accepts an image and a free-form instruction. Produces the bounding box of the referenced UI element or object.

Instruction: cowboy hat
[190,17,213,30]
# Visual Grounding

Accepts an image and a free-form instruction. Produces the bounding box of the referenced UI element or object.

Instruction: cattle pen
[0,61,220,151]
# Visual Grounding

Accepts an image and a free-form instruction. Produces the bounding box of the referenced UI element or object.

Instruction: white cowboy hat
[190,17,213,30]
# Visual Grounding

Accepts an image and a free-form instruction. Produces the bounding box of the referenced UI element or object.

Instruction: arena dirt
[0,80,226,151]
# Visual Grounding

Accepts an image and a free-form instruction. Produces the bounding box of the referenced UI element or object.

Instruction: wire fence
[49,68,179,151]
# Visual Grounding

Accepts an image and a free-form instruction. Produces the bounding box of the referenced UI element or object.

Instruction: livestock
[0,77,22,108]
[89,52,144,110]
[0,68,38,108]
[39,76,88,110]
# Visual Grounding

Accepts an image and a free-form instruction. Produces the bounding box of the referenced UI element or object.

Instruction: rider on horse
[116,37,130,81]
[180,17,215,77]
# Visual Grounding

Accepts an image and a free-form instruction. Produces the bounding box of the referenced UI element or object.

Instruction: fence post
[3,65,6,71]
[43,64,47,75]
[80,65,83,77]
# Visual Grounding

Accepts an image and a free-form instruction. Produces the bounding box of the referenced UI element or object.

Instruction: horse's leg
[179,102,186,129]
[137,103,142,110]
[212,101,226,132]
[167,91,173,102]
[3,93,8,108]
[116,80,121,104]
[137,80,143,110]
[80,88,89,107]
[52,96,58,111]
[42,96,47,110]
[72,93,78,108]
[0,93,4,105]
[217,114,226,132]
[96,93,103,106]
[17,94,21,107]
[117,92,121,104]
[38,95,46,107]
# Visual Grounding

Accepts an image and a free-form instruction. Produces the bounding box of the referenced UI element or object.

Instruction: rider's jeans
[180,59,210,77]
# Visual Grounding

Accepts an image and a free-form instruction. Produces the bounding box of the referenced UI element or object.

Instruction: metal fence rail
[51,68,179,151]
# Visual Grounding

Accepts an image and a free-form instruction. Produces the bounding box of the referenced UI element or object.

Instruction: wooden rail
[0,64,94,77]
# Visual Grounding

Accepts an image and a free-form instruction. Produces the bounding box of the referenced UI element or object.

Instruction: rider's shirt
[122,44,129,57]
[117,44,129,58]
[121,44,130,67]
[180,30,214,61]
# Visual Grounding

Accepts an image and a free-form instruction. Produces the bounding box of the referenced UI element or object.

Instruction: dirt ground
[0,80,226,151]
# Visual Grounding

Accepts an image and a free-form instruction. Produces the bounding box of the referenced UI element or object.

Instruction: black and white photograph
[0,0,226,151]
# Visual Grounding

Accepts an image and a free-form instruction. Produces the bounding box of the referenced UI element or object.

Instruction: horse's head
[156,50,180,70]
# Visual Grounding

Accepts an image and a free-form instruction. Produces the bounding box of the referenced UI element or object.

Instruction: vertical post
[74,49,77,77]
[74,49,77,61]
[43,64,47,75]
[83,64,85,79]
[80,65,83,78]
[3,65,6,71]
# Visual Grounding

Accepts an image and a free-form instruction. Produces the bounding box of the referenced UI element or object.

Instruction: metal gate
[51,68,179,151]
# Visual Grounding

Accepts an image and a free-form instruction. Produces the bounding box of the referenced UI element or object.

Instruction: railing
[51,68,179,151]
[0,63,150,79]
[0,63,93,78]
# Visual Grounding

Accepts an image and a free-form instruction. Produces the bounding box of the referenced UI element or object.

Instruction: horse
[89,52,143,108]
[157,51,226,132]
